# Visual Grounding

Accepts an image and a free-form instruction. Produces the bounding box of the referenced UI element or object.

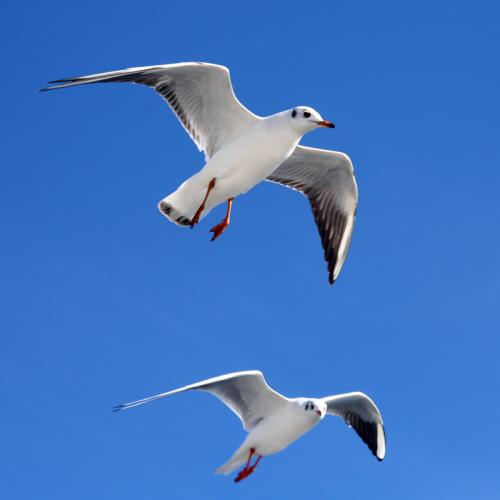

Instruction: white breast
[202,117,300,204]
[163,115,301,223]
[247,404,319,456]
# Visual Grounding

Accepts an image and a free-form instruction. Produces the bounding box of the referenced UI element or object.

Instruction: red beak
[316,410,322,416]
[316,120,335,128]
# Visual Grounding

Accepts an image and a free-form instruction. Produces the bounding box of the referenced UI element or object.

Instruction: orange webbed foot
[234,467,255,483]
[209,221,229,241]
[209,197,233,241]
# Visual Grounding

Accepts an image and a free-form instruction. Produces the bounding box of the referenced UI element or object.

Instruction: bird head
[303,399,327,420]
[288,106,335,134]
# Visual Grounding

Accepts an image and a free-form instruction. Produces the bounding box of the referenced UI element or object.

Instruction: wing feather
[267,146,358,284]
[41,62,260,159]
[322,392,386,461]
[113,370,288,431]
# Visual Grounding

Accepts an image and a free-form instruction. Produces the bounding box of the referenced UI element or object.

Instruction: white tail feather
[215,442,249,475]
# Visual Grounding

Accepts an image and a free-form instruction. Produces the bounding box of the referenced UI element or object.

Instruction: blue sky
[1,1,499,498]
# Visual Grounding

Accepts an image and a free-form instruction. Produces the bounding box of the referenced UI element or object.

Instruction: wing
[113,370,289,431]
[322,392,386,461]
[41,62,260,159]
[267,145,358,284]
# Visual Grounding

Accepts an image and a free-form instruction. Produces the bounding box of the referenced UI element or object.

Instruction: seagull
[42,62,358,284]
[113,370,385,482]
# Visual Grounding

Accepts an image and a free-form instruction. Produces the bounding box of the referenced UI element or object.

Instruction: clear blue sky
[1,1,499,499]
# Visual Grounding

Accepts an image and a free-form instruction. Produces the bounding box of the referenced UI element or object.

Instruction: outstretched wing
[267,145,358,284]
[41,62,260,159]
[113,370,289,431]
[322,392,386,461]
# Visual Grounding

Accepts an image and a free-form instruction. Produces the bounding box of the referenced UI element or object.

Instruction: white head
[301,398,328,421]
[287,106,335,134]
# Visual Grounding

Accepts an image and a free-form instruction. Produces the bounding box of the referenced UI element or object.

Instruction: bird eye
[291,109,297,118]
[303,111,311,118]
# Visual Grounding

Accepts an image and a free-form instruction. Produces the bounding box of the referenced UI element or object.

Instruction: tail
[158,199,192,227]
[158,184,198,227]
[158,177,214,227]
[215,443,249,476]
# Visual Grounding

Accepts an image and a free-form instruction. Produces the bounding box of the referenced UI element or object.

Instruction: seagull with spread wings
[113,370,385,482]
[42,63,358,284]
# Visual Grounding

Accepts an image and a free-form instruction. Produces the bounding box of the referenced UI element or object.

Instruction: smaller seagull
[42,62,358,284]
[113,370,386,482]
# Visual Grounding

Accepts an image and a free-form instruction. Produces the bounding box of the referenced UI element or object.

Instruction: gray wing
[322,392,386,461]
[113,370,288,431]
[41,62,260,159]
[267,145,358,284]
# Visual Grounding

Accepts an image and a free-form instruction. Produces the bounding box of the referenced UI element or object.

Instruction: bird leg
[190,178,216,228]
[234,448,263,483]
[209,197,233,242]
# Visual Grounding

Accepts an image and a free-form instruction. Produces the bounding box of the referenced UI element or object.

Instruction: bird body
[161,112,302,225]
[216,397,324,475]
[248,399,323,456]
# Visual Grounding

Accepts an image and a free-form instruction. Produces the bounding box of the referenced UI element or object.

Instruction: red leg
[190,178,216,228]
[209,197,233,242]
[234,448,255,483]
[250,455,263,471]
[245,448,255,469]
[234,449,263,483]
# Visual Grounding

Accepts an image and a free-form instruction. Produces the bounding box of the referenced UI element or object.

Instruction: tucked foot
[190,177,216,228]
[190,201,206,228]
[234,466,255,483]
[190,205,204,228]
[234,449,262,483]
[209,220,229,241]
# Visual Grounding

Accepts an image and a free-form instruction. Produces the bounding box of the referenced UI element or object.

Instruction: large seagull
[113,370,386,482]
[42,62,358,284]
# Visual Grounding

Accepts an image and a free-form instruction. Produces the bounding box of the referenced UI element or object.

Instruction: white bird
[113,370,385,482]
[42,63,358,284]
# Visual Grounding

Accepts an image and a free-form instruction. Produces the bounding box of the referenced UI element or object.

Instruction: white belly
[162,120,300,223]
[246,410,318,456]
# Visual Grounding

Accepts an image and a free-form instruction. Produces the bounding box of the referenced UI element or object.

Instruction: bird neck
[263,114,303,145]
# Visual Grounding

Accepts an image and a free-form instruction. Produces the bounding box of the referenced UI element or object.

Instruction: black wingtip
[39,77,81,93]
[112,405,124,412]
[39,82,68,92]
[47,77,77,84]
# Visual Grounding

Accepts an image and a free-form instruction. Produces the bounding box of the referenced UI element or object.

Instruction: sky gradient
[2,1,500,499]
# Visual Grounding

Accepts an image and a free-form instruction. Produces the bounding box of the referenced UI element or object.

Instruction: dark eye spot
[303,111,311,118]
[291,109,297,118]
